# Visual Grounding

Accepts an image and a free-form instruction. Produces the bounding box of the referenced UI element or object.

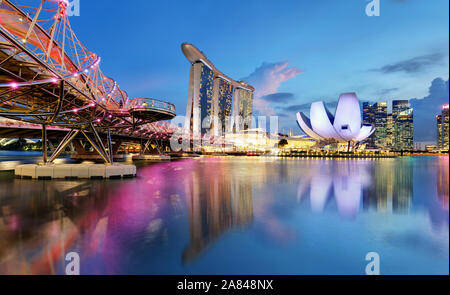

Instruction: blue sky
[71,0,449,136]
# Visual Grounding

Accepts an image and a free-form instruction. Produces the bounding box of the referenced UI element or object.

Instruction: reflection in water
[183,161,253,264]
[429,157,449,230]
[0,180,111,274]
[362,159,413,213]
[437,157,449,209]
[304,160,370,218]
[0,156,448,274]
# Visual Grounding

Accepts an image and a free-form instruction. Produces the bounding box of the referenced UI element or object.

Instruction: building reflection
[429,156,449,229]
[0,157,445,274]
[297,159,415,218]
[437,157,449,209]
[303,160,371,218]
[362,159,413,213]
[183,159,254,264]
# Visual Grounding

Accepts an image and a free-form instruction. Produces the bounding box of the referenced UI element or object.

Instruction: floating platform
[169,152,202,158]
[71,154,126,161]
[132,154,171,161]
[14,163,136,180]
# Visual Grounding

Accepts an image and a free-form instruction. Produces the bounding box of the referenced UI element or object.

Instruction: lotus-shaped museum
[296,93,375,143]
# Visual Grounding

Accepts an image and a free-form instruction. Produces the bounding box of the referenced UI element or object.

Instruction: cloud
[260,92,295,103]
[378,87,399,96]
[410,77,449,142]
[372,52,445,74]
[242,61,302,115]
[280,101,338,113]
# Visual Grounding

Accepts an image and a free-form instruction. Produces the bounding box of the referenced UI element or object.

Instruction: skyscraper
[233,85,254,131]
[362,102,375,148]
[212,77,234,136]
[392,100,413,151]
[182,43,255,145]
[185,61,214,137]
[362,102,374,125]
[373,102,388,149]
[386,113,393,150]
[437,115,443,150]
[443,105,449,151]
[437,104,449,151]
[362,101,388,149]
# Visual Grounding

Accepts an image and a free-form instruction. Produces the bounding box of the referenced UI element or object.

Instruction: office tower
[437,104,449,151]
[386,113,393,150]
[392,100,414,151]
[362,101,388,149]
[362,102,375,148]
[392,100,410,116]
[443,105,449,151]
[437,115,443,150]
[373,102,388,149]
[362,102,374,125]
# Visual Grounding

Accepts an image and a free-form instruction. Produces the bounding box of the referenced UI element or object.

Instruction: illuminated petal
[310,102,344,140]
[333,93,362,141]
[355,125,375,142]
[296,112,323,140]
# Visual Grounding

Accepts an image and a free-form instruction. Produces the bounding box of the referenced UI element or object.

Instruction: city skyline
[70,0,449,142]
[363,100,414,151]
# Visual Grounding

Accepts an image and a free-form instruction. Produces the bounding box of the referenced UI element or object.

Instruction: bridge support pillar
[42,124,48,164]
[76,125,112,165]
[107,128,113,164]
[49,129,80,163]
[141,138,163,155]
[112,140,123,155]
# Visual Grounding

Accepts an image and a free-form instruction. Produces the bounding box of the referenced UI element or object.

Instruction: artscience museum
[296,93,375,144]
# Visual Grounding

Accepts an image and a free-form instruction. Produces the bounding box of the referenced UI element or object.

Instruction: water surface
[0,156,448,275]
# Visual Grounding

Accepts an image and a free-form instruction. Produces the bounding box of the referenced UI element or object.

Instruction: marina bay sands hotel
[181,43,255,138]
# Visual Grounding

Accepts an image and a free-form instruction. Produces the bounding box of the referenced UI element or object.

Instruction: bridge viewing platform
[0,0,177,178]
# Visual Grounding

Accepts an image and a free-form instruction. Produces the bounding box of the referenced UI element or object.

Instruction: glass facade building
[215,78,234,135]
[444,106,449,151]
[362,102,388,149]
[386,113,393,150]
[393,102,414,151]
[373,102,388,149]
[437,104,449,151]
[198,63,214,134]
[182,43,255,147]
[362,100,413,151]
[437,115,443,150]
[362,102,374,125]
[237,88,254,130]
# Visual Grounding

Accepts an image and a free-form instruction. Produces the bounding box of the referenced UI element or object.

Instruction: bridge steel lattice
[0,0,176,164]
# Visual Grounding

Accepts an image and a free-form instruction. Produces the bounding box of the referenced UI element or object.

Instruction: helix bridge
[0,0,177,164]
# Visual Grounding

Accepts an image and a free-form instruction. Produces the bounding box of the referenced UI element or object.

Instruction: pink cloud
[243,61,303,115]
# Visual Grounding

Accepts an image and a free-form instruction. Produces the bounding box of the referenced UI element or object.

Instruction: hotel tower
[181,43,255,142]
